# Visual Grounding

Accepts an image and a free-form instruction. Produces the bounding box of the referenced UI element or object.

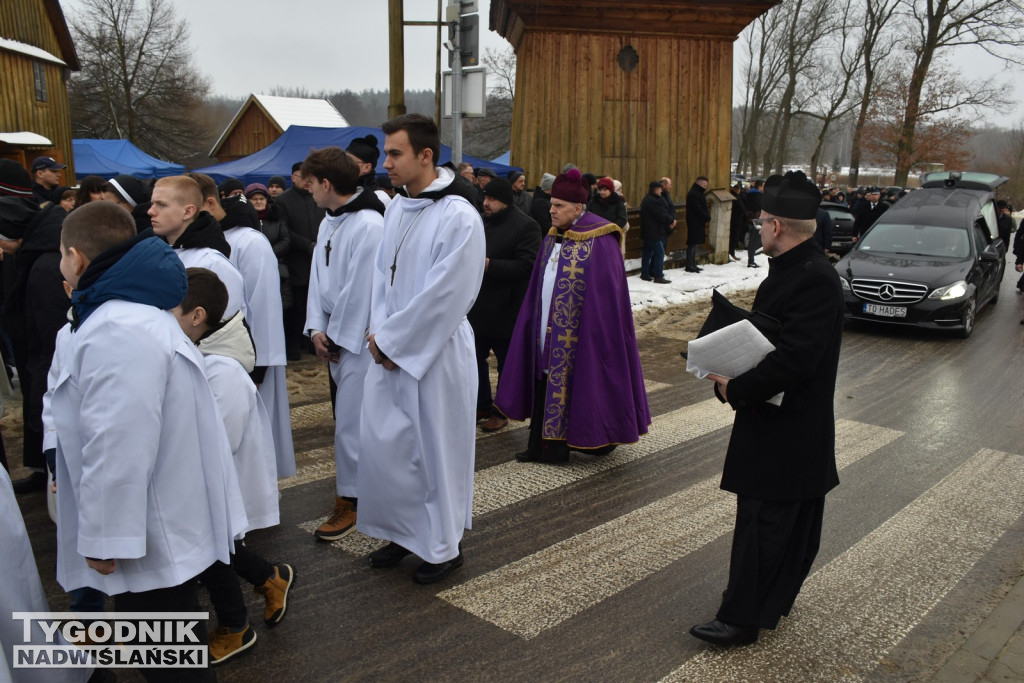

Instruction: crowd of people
[8,124,999,679]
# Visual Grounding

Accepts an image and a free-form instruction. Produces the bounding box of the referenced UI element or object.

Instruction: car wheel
[957,296,977,339]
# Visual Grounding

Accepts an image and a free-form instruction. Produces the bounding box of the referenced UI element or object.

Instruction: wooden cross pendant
[324,241,331,266]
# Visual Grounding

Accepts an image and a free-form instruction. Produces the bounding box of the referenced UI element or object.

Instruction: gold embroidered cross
[557,329,578,346]
[562,260,583,280]
[552,386,567,405]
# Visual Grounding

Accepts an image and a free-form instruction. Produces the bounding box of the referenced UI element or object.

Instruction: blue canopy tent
[491,151,511,165]
[192,125,521,186]
[72,139,185,180]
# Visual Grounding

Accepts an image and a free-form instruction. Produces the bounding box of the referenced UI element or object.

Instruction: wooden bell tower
[490,0,778,207]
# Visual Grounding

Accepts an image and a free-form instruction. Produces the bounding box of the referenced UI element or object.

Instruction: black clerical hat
[761,170,820,220]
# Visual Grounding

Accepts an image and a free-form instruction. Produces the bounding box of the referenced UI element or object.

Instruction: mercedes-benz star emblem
[879,284,896,301]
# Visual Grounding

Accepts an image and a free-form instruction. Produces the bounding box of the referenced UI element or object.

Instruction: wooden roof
[491,0,780,48]
[43,0,79,70]
[210,94,349,158]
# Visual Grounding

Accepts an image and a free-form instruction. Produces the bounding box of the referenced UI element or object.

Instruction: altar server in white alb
[51,202,247,683]
[149,174,246,318]
[188,171,295,479]
[173,268,295,663]
[0,467,95,683]
[358,114,485,584]
[301,147,385,541]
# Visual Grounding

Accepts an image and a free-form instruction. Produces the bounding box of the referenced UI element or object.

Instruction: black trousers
[475,336,510,413]
[283,284,310,355]
[113,578,216,682]
[200,541,275,630]
[716,496,825,629]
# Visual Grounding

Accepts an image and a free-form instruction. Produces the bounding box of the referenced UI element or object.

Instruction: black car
[834,172,1008,338]
[822,201,856,255]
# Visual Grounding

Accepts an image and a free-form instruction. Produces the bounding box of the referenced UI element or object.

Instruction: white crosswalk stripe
[662,448,1024,681]
[437,419,904,638]
[298,396,735,555]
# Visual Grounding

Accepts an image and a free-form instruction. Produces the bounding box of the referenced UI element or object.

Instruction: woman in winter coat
[587,177,628,228]
[246,183,293,310]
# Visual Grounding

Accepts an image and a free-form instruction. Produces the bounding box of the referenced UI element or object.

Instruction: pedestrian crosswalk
[283,390,1024,679]
[437,419,904,639]
[661,448,1024,681]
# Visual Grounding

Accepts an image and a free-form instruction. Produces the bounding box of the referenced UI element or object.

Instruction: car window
[972,223,989,254]
[858,223,970,258]
[980,202,998,240]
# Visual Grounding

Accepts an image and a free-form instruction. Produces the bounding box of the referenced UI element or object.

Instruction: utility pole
[448,0,463,164]
[388,0,406,119]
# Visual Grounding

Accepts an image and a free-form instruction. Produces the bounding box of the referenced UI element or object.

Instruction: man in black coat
[685,176,711,272]
[996,200,1013,253]
[276,162,326,359]
[691,170,843,647]
[851,186,887,239]
[469,177,541,432]
[530,173,555,230]
[639,181,675,283]
[744,180,764,267]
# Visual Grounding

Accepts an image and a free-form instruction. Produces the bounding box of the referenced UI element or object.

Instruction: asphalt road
[17,264,1024,682]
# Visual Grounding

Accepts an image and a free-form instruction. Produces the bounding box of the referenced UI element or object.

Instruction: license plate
[863,303,907,318]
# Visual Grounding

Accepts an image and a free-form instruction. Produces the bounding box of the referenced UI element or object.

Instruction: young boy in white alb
[172,267,295,665]
[187,172,295,480]
[52,202,248,683]
[302,147,385,541]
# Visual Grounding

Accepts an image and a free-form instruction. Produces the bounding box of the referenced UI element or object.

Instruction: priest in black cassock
[689,170,843,647]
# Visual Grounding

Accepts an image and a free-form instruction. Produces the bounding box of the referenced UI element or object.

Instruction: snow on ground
[626,253,769,312]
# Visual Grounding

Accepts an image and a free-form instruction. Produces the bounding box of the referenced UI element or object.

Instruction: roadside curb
[931,571,1024,681]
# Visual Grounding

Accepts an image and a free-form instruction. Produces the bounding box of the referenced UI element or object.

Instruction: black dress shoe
[689,619,758,646]
[653,277,672,284]
[412,553,464,584]
[368,542,411,568]
[640,275,653,281]
[12,471,47,494]
[747,262,760,268]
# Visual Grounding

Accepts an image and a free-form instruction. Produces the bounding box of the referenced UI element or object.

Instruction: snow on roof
[0,131,53,146]
[0,37,66,66]
[252,94,349,130]
[210,94,349,157]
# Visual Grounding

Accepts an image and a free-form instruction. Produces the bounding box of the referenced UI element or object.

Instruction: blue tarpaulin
[72,139,185,180]
[192,125,521,186]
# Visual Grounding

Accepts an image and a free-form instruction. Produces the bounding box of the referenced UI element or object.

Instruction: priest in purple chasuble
[495,168,651,464]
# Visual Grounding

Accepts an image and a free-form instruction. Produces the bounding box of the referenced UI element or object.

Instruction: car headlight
[840,277,851,291]
[928,280,968,300]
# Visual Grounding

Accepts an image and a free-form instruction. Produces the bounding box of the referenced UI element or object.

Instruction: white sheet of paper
[686,319,784,406]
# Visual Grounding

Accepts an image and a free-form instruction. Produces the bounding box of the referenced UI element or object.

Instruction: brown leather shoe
[480,415,508,432]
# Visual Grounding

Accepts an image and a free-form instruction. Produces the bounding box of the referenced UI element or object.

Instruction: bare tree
[890,0,1024,185]
[463,47,516,160]
[847,0,901,186]
[734,9,788,176]
[762,0,837,175]
[68,0,210,164]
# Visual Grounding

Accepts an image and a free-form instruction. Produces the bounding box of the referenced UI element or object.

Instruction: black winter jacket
[588,192,628,228]
[468,206,542,338]
[640,191,674,242]
[275,186,325,287]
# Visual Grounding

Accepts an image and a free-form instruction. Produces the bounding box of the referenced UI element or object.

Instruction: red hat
[550,168,589,204]
[597,177,615,192]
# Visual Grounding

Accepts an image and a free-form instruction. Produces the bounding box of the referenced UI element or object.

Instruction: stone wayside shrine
[490,0,778,262]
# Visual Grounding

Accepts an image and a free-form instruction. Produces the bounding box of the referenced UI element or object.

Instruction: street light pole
[448,0,463,164]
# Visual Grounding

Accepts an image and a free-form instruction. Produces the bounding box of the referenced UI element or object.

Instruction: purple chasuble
[495,212,651,449]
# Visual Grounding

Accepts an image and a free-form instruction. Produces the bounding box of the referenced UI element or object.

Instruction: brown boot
[254,564,295,627]
[314,497,356,541]
[209,625,257,665]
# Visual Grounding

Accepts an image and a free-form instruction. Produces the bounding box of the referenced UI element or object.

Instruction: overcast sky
[61,0,1022,128]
